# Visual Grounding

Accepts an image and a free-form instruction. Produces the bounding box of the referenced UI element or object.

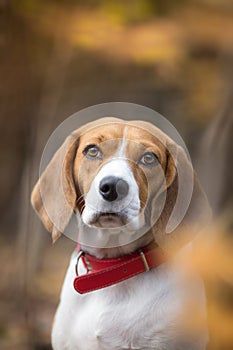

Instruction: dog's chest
[70,288,168,350]
[52,255,183,350]
[52,252,207,350]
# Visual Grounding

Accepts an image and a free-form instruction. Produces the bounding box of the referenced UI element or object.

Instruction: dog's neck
[79,230,155,259]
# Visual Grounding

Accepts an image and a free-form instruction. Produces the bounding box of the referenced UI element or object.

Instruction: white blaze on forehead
[116,127,128,158]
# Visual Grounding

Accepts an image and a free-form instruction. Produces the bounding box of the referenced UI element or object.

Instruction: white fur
[116,127,128,157]
[52,247,208,350]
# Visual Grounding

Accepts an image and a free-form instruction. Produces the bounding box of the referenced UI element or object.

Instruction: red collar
[73,243,168,294]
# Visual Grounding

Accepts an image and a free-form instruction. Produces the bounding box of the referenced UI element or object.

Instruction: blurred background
[0,0,232,349]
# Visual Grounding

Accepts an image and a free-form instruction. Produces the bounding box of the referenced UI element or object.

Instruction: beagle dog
[31,118,210,350]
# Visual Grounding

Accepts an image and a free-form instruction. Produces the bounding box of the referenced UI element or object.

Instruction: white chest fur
[52,250,208,350]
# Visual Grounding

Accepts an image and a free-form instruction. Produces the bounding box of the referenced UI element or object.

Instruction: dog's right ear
[31,117,123,242]
[31,133,79,242]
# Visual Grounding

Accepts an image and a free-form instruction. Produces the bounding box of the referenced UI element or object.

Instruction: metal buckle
[75,250,84,276]
[139,250,150,272]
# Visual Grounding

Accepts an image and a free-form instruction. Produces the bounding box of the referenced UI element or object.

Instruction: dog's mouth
[90,212,127,228]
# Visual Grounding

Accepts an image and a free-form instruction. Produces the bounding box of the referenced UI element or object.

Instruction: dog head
[31,117,211,252]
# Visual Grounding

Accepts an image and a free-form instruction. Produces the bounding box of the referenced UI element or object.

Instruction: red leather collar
[73,243,168,294]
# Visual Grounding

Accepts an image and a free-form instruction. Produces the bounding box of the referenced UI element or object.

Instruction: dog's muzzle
[81,159,142,231]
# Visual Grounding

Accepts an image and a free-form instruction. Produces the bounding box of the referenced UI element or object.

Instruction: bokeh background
[0,0,232,349]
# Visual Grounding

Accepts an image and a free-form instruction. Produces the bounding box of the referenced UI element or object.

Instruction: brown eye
[139,152,159,167]
[83,145,102,159]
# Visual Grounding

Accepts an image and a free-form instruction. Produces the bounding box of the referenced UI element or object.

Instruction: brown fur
[31,118,211,250]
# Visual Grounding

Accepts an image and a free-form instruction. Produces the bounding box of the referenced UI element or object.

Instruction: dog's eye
[83,145,102,159]
[139,152,159,167]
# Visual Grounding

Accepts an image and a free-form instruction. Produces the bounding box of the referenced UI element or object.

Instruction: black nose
[99,176,129,202]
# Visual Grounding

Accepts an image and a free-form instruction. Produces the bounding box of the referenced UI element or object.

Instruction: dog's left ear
[31,133,79,242]
[153,139,212,252]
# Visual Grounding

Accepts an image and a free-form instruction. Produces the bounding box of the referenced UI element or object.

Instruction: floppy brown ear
[31,117,124,242]
[153,140,212,252]
[31,134,79,242]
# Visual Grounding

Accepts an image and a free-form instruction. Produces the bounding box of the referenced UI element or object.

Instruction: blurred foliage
[7,0,232,129]
[0,0,233,349]
[14,0,186,20]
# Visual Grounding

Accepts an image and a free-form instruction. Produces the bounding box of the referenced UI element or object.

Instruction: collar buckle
[139,250,150,272]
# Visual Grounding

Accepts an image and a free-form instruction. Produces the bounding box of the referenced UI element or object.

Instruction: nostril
[100,184,110,194]
[116,179,129,197]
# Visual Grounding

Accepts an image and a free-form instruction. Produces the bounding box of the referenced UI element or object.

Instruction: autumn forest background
[0,0,233,349]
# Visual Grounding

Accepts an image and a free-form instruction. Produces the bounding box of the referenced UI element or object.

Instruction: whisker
[79,203,86,213]
[77,193,85,202]
[76,194,85,207]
